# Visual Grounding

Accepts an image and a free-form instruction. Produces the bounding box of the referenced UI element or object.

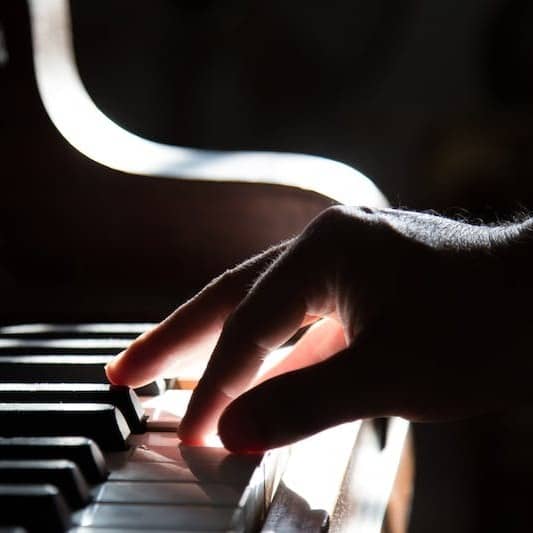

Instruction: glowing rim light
[28,0,388,209]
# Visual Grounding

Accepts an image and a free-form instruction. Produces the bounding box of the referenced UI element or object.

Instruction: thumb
[218,343,384,453]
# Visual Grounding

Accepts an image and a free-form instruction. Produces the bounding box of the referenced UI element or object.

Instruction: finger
[106,241,291,387]
[254,317,346,385]
[178,237,336,444]
[218,344,383,453]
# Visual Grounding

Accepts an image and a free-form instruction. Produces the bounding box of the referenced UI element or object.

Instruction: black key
[0,355,111,383]
[134,378,166,397]
[0,437,108,483]
[0,384,145,433]
[0,323,153,339]
[0,484,70,532]
[0,338,129,355]
[0,356,162,396]
[0,460,90,509]
[0,404,130,451]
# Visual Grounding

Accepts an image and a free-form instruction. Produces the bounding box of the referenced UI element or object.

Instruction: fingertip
[178,385,234,447]
[105,344,166,388]
[176,412,204,446]
[176,427,206,447]
[218,401,268,454]
[104,351,125,385]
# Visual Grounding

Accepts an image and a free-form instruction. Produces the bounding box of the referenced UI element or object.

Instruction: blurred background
[71,0,533,222]
[6,0,533,531]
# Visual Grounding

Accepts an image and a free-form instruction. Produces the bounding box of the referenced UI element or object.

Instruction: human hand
[106,206,532,452]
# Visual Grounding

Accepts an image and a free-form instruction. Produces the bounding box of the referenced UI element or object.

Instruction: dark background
[71,0,533,221]
[5,1,533,531]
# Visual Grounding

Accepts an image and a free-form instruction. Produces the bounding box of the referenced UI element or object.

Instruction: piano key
[0,323,153,339]
[0,355,112,383]
[71,503,241,531]
[68,529,176,533]
[127,432,180,462]
[90,481,266,533]
[108,441,263,487]
[0,404,130,451]
[107,431,283,532]
[133,379,166,397]
[0,338,130,355]
[92,481,240,506]
[0,356,162,396]
[107,460,200,483]
[0,437,108,484]
[0,460,90,509]
[0,484,70,532]
[0,384,145,433]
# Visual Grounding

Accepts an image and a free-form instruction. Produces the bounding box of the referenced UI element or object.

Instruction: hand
[106,206,532,452]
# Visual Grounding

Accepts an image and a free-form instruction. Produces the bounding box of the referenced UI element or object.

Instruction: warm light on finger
[255,346,293,381]
[254,318,346,385]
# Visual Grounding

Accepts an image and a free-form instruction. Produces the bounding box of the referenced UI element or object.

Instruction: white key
[72,503,242,531]
[93,481,241,506]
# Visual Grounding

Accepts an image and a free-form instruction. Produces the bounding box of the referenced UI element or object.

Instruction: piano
[0,1,412,531]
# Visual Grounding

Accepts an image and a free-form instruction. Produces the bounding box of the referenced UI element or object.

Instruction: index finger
[105,242,291,388]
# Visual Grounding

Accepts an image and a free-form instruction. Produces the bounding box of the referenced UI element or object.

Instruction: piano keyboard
[0,323,286,533]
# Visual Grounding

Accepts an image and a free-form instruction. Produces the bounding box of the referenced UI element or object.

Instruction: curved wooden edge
[27,0,388,209]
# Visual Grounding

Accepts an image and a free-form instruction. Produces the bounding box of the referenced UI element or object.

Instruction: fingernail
[219,403,267,454]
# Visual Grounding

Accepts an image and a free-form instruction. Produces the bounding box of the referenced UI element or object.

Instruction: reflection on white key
[93,481,242,506]
[137,373,363,530]
[72,503,242,530]
[141,389,192,431]
[99,428,279,532]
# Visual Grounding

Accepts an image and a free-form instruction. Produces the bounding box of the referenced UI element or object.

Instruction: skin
[105,206,533,453]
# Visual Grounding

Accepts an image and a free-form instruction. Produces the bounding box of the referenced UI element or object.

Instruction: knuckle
[312,205,353,231]
[306,205,383,238]
[300,205,385,254]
